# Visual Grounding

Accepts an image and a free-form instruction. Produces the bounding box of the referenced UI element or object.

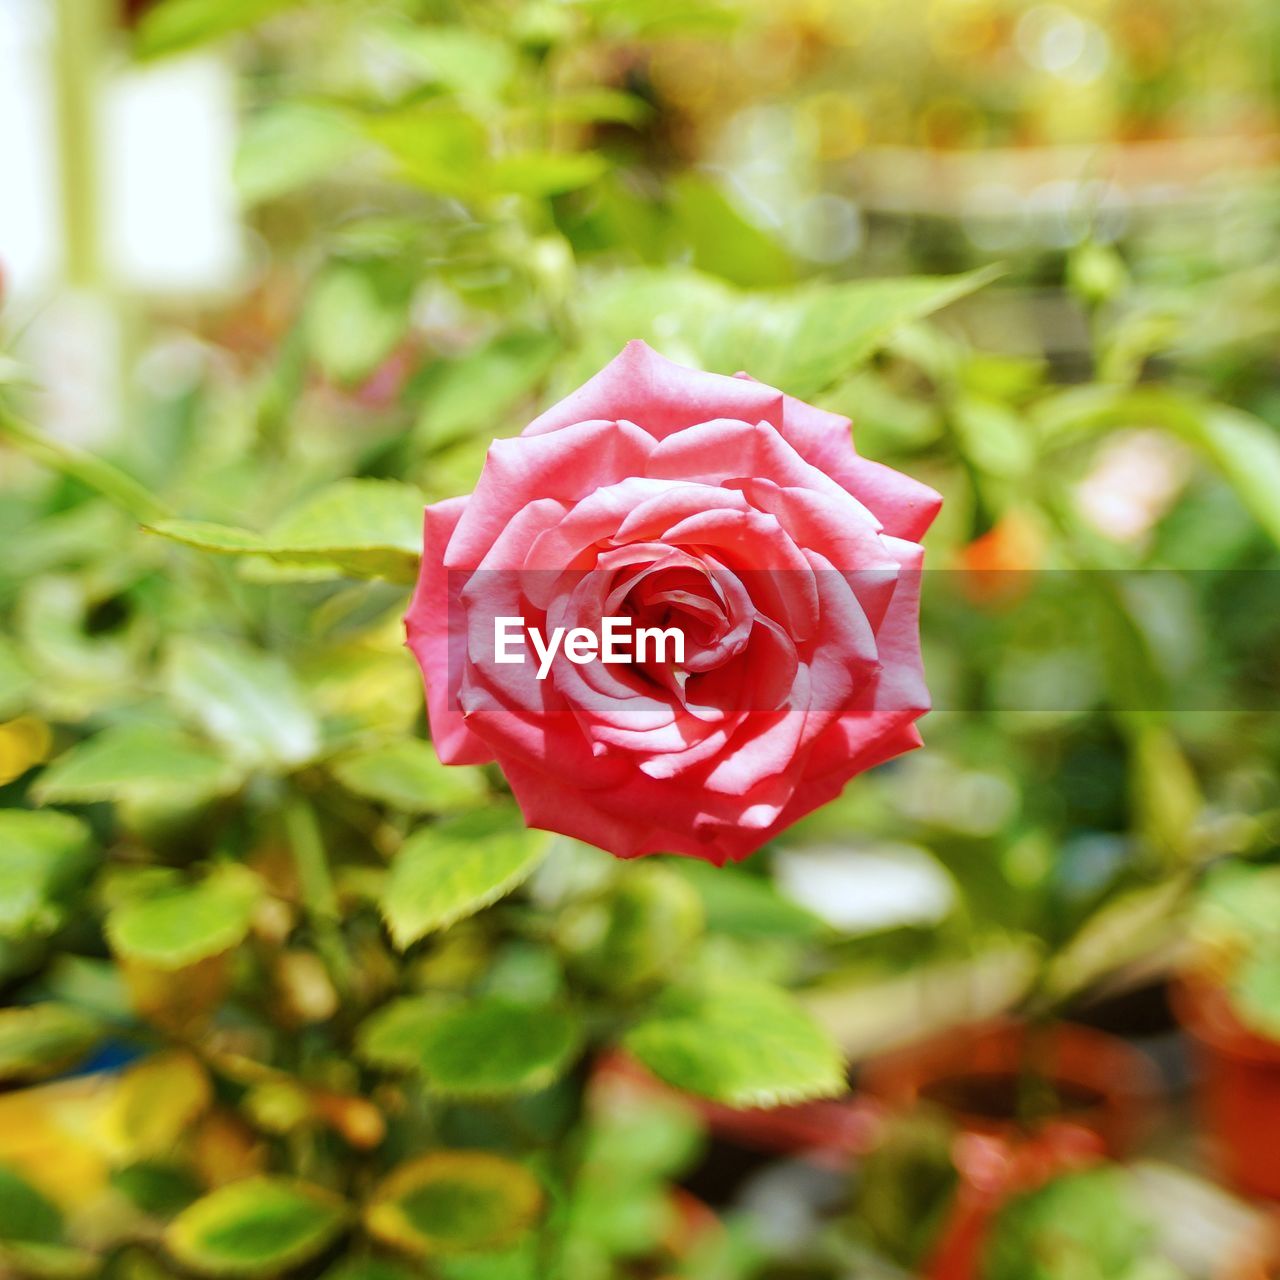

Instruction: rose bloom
[406,341,939,864]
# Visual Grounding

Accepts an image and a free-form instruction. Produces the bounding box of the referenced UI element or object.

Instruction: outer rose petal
[525,341,785,441]
[734,371,943,542]
[405,498,493,765]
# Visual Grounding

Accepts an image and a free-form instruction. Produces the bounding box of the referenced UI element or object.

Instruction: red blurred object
[860,1019,1160,1155]
[926,1124,1105,1280]
[1175,977,1280,1201]
[860,1020,1162,1280]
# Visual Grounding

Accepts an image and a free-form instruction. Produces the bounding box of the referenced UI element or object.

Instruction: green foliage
[416,331,561,451]
[164,637,320,770]
[356,995,581,1097]
[1192,861,1280,1039]
[149,479,427,585]
[570,265,1000,397]
[1234,950,1280,1040]
[673,860,826,941]
[5,1,1280,1276]
[34,723,241,805]
[135,0,300,59]
[557,862,704,991]
[307,266,413,387]
[331,742,488,814]
[381,812,552,948]
[0,810,94,939]
[364,1153,543,1257]
[106,865,262,969]
[166,1178,348,1276]
[0,1165,63,1244]
[981,1167,1178,1280]
[853,1112,960,1269]
[235,103,360,205]
[0,1165,96,1279]
[624,977,845,1106]
[0,1004,102,1083]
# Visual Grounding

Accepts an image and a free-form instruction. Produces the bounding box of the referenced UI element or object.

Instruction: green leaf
[0,636,33,717]
[135,0,297,58]
[542,88,650,125]
[624,979,844,1107]
[364,108,489,199]
[365,1153,542,1257]
[166,1177,348,1276]
[331,742,487,814]
[307,264,411,386]
[579,0,742,37]
[375,25,516,102]
[381,811,551,948]
[982,1168,1155,1280]
[487,152,607,197]
[0,1004,103,1084]
[1179,404,1280,552]
[148,479,426,585]
[164,637,320,770]
[1233,948,1280,1041]
[575,266,997,397]
[698,268,1001,397]
[106,865,261,970]
[416,331,560,450]
[113,1161,203,1218]
[0,1167,65,1264]
[34,723,241,805]
[0,810,94,939]
[146,519,266,555]
[669,174,793,289]
[235,103,359,204]
[357,996,580,1097]
[265,480,425,583]
[558,863,704,991]
[1037,387,1280,552]
[0,407,168,524]
[672,862,825,940]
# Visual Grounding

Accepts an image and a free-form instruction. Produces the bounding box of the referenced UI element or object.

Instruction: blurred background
[2,0,1280,1277]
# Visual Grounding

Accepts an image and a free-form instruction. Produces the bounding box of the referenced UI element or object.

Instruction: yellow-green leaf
[381,811,550,948]
[0,1004,102,1084]
[364,1154,542,1258]
[107,865,262,970]
[136,0,298,59]
[166,1177,348,1276]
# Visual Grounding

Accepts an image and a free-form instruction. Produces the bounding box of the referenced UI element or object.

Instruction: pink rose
[405,341,939,864]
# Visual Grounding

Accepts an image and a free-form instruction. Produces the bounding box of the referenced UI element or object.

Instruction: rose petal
[526,340,784,441]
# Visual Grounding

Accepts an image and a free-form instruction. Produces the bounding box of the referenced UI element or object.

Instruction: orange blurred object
[956,514,1043,606]
[861,1019,1162,1280]
[1174,977,1280,1202]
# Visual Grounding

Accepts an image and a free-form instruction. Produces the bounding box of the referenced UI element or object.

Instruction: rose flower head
[406,341,939,864]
